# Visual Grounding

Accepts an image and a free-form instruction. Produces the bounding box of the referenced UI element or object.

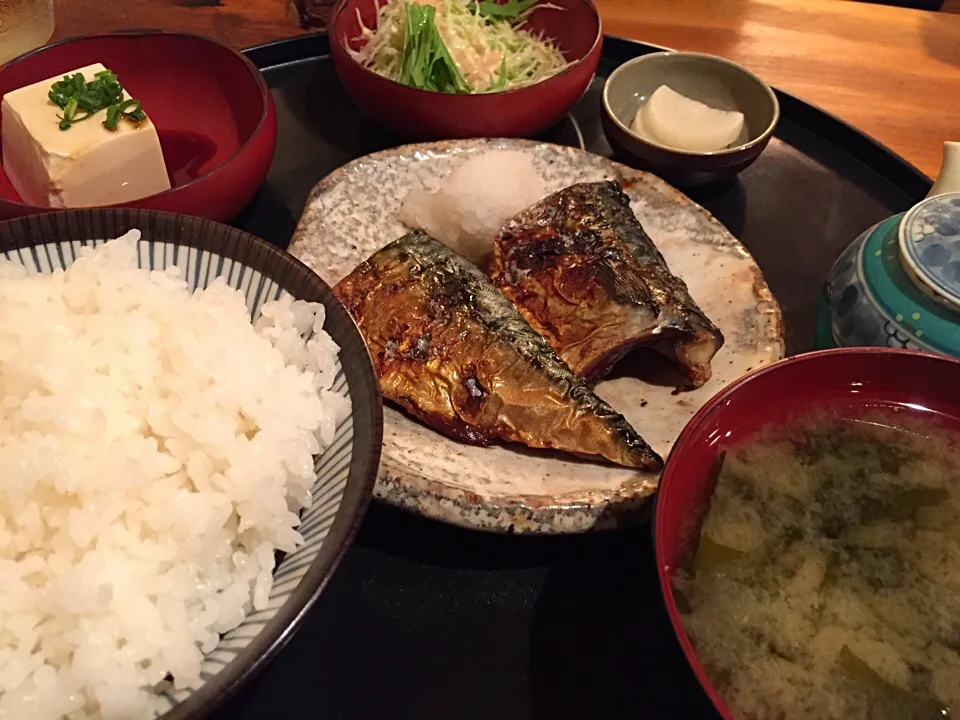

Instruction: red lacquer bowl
[653,347,960,719]
[0,31,276,222]
[330,0,602,140]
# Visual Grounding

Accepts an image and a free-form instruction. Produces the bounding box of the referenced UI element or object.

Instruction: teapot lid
[899,192,960,312]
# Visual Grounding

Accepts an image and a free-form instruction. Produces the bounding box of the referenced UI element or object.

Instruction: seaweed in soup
[673,411,960,720]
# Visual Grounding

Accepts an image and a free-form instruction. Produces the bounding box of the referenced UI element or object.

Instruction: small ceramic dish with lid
[601,51,779,187]
[820,142,960,356]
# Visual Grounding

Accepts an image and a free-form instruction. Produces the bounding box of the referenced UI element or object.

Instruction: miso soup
[675,409,960,720]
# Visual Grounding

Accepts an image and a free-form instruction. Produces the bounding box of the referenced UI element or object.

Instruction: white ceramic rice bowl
[0,208,382,719]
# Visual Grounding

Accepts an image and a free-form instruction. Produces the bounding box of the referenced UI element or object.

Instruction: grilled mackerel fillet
[334,231,663,471]
[488,181,724,387]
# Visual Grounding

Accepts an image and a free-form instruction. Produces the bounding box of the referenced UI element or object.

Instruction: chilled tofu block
[1,63,171,208]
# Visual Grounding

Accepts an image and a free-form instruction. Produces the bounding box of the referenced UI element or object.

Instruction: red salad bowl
[0,31,276,222]
[330,0,603,140]
[653,347,960,719]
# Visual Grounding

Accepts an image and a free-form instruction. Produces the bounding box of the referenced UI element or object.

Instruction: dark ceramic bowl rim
[650,346,960,719]
[0,30,272,210]
[330,0,603,99]
[602,50,781,158]
[0,207,383,720]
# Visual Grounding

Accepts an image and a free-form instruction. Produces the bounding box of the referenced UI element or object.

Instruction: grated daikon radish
[632,85,745,153]
[398,150,547,266]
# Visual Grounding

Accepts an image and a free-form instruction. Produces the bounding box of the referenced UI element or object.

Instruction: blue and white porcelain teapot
[819,142,960,356]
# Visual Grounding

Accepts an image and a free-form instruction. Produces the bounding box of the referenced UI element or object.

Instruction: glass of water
[293,0,336,30]
[0,0,55,65]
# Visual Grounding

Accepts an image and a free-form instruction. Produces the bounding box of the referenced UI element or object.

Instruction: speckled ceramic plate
[289,139,784,534]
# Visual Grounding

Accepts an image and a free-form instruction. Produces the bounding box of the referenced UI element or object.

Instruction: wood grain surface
[50,0,960,178]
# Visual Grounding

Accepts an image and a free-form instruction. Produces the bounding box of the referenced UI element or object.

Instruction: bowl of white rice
[0,209,382,720]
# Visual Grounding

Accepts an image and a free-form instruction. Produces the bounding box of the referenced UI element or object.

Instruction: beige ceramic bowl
[602,51,780,187]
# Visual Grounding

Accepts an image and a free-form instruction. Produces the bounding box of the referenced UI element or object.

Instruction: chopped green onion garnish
[103,98,147,131]
[48,69,147,132]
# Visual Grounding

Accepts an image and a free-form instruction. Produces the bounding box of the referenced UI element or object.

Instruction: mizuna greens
[349,0,570,94]
[397,4,471,93]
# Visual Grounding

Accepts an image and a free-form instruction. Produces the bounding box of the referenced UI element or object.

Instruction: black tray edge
[244,32,330,72]
[242,31,933,204]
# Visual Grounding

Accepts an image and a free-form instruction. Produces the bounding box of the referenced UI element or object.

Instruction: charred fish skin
[334,231,663,471]
[488,180,724,387]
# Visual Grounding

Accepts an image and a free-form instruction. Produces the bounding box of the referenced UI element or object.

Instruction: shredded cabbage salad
[349,0,571,94]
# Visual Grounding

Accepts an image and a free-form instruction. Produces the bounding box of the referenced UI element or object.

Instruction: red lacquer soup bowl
[652,347,960,719]
[330,0,602,140]
[0,31,277,222]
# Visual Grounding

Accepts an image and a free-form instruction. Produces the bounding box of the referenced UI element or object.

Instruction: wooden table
[51,0,960,178]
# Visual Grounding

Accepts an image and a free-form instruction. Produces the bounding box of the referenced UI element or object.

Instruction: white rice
[0,233,350,719]
[398,149,547,266]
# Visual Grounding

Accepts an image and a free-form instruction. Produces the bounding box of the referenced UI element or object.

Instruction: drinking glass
[293,0,336,30]
[0,0,55,65]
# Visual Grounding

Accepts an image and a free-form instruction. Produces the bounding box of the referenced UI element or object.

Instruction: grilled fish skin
[334,231,663,471]
[488,180,724,387]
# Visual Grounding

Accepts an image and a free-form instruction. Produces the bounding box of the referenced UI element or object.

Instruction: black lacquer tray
[212,33,933,720]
